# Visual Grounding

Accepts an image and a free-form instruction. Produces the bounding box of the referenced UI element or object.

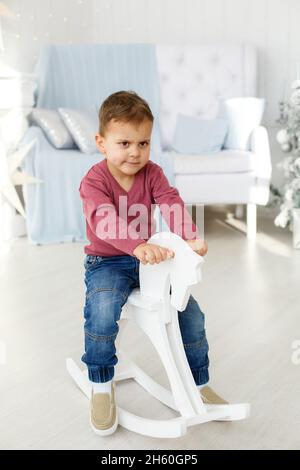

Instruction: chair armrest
[250,125,272,180]
[21,125,52,148]
[19,126,54,174]
[155,150,175,185]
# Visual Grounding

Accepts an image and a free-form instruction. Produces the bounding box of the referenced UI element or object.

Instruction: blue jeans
[82,254,209,385]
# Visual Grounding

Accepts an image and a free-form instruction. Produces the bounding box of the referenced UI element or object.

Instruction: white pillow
[29,109,76,149]
[58,108,98,154]
[218,97,265,151]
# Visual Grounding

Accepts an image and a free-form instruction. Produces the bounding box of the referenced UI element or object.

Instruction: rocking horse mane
[139,232,204,311]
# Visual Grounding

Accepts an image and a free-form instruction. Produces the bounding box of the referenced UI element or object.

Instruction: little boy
[79,90,227,436]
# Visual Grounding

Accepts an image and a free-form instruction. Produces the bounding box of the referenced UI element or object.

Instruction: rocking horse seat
[67,232,250,438]
[126,288,162,311]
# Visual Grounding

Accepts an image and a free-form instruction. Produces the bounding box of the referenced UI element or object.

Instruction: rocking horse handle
[139,232,204,312]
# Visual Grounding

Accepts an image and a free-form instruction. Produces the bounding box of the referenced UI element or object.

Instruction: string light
[1,0,97,60]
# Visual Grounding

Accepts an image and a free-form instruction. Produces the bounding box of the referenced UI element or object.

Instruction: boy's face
[95,118,153,178]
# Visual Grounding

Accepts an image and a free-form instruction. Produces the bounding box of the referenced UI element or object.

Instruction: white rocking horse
[66,232,250,438]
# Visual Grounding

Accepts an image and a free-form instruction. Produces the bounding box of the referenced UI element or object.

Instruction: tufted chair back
[155,44,257,150]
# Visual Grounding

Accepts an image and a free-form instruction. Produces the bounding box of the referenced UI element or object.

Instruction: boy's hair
[98,90,154,136]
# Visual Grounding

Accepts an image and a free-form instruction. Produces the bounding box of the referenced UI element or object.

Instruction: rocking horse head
[139,232,204,311]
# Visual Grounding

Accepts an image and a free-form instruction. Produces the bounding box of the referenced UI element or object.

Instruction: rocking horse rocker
[67,232,250,438]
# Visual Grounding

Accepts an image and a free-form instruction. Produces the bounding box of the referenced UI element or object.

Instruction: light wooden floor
[0,205,300,450]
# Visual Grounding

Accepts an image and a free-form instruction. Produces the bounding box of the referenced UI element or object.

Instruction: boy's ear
[95,133,106,153]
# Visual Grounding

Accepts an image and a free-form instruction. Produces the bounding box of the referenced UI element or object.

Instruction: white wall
[1,0,299,185]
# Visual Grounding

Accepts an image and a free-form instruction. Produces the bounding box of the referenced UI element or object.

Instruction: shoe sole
[90,414,118,436]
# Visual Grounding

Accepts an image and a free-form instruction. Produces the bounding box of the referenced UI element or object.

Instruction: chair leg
[247,203,257,240]
[192,205,197,225]
[235,204,244,219]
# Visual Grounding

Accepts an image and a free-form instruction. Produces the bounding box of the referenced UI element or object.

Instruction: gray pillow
[29,109,76,149]
[58,108,98,154]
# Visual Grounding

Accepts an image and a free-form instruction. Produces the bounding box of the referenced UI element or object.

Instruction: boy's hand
[133,242,175,265]
[186,239,208,256]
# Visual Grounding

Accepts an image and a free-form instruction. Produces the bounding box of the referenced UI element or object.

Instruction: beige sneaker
[90,383,118,436]
[199,386,229,405]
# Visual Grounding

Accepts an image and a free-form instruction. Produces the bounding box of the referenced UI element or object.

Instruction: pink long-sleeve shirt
[79,159,199,257]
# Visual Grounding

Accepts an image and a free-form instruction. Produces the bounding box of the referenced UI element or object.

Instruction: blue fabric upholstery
[22,43,163,244]
[35,44,160,115]
[23,126,101,244]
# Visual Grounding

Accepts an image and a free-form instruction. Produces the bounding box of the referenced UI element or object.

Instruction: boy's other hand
[186,239,208,256]
[133,242,175,265]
